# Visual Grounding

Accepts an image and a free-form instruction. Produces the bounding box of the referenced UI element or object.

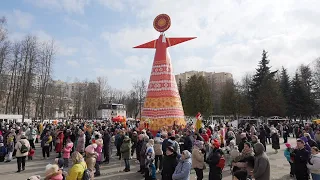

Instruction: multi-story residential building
[175,71,233,88]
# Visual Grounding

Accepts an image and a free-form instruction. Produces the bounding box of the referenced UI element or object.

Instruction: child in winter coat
[28,148,35,160]
[63,139,73,168]
[284,143,294,177]
[145,148,156,180]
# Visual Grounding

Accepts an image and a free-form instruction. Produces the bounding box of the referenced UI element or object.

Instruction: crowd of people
[0,120,319,180]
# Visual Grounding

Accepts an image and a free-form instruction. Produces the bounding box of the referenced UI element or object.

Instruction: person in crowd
[271,129,280,153]
[76,129,86,155]
[145,148,156,180]
[161,146,178,180]
[283,123,290,143]
[26,126,37,150]
[63,138,73,168]
[116,130,125,160]
[94,133,103,177]
[55,128,64,158]
[314,129,320,148]
[172,150,192,180]
[238,133,247,153]
[183,130,193,153]
[284,143,294,177]
[307,146,320,180]
[85,143,97,179]
[258,126,267,151]
[305,133,318,148]
[15,132,30,172]
[140,135,149,175]
[206,139,224,180]
[0,136,6,162]
[131,131,138,158]
[102,129,111,164]
[5,129,15,162]
[120,135,131,172]
[41,131,52,159]
[252,142,270,180]
[154,133,163,173]
[136,134,144,172]
[192,140,205,180]
[66,152,87,180]
[44,164,63,180]
[28,147,35,160]
[251,135,259,147]
[292,139,310,180]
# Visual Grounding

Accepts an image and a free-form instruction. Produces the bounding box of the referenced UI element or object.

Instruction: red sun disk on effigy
[153,14,171,32]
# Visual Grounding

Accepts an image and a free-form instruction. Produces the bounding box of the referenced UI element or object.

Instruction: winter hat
[54,158,64,169]
[285,143,291,148]
[182,150,191,159]
[194,140,204,149]
[85,144,97,154]
[212,139,220,148]
[156,133,161,137]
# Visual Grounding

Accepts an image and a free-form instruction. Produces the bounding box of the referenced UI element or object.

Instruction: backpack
[20,141,28,154]
[81,164,91,180]
[216,155,226,170]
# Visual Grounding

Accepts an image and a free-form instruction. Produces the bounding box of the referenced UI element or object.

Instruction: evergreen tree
[249,50,277,116]
[184,75,213,117]
[256,78,286,117]
[221,80,236,116]
[299,65,317,117]
[178,78,184,105]
[280,67,291,116]
[290,73,305,118]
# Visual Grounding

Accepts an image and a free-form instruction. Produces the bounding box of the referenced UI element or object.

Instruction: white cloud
[26,0,90,14]
[95,0,125,11]
[12,10,34,29]
[64,17,89,30]
[67,60,80,67]
[101,0,320,82]
[124,55,149,69]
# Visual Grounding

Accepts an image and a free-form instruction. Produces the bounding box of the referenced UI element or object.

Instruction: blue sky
[1,0,320,89]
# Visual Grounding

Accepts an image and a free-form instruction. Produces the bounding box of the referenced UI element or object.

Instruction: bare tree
[97,76,110,104]
[131,79,147,120]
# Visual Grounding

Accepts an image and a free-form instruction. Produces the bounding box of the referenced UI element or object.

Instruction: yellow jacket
[66,161,87,180]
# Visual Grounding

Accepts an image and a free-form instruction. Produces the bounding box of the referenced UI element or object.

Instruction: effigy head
[153,14,171,32]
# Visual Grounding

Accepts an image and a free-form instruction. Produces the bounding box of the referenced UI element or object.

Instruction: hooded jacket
[307,153,320,174]
[172,151,192,180]
[253,143,270,180]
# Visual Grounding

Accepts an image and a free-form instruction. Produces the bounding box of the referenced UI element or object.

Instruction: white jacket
[307,153,320,174]
[15,138,30,157]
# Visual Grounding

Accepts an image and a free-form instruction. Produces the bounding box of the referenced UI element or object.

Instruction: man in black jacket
[183,130,193,153]
[292,139,310,180]
[206,139,224,180]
